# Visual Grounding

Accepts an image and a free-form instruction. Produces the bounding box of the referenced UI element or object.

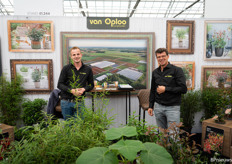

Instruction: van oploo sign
[87,17,129,30]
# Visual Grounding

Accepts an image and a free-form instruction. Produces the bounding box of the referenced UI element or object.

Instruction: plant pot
[218,81,225,88]
[215,47,224,57]
[178,40,183,48]
[34,81,40,88]
[31,40,41,49]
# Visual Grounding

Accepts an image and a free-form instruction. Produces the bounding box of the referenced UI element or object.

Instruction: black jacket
[47,89,61,114]
[57,63,94,100]
[149,62,187,108]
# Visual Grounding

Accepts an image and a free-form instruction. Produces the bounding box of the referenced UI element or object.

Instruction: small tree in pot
[31,68,41,88]
[27,28,45,49]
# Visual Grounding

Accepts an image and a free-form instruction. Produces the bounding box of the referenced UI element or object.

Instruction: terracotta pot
[31,40,41,49]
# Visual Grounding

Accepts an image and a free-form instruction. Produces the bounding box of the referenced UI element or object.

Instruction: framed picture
[10,59,53,94]
[201,66,232,89]
[7,20,54,52]
[171,61,195,90]
[204,20,232,61]
[61,32,155,90]
[166,20,195,54]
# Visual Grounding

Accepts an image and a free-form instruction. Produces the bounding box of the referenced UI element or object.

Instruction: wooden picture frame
[61,32,155,90]
[7,20,54,52]
[167,20,195,54]
[201,66,232,89]
[204,20,232,61]
[10,59,53,94]
[171,61,195,90]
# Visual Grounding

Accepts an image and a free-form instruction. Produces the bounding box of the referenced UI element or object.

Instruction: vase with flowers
[212,30,228,57]
[31,68,41,88]
[215,71,228,88]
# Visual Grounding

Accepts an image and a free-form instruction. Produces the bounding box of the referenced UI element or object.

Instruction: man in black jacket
[57,47,94,120]
[148,48,187,129]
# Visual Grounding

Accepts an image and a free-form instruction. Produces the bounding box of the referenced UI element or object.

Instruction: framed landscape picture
[10,59,53,94]
[201,66,232,89]
[204,20,232,61]
[171,61,195,90]
[167,20,195,54]
[61,32,155,90]
[7,20,54,52]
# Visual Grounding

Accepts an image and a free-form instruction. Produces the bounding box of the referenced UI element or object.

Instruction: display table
[202,118,232,158]
[90,88,135,124]
[0,124,14,142]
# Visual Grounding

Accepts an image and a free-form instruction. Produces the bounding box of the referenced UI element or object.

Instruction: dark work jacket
[149,62,187,108]
[57,63,94,100]
[47,89,61,114]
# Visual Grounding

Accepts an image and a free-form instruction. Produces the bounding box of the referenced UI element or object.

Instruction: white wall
[0,16,231,131]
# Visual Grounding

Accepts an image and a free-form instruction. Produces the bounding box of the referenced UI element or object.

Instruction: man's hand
[148,108,154,116]
[157,85,165,94]
[77,88,85,95]
[71,88,84,97]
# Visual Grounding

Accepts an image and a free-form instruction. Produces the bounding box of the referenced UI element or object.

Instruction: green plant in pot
[27,28,45,49]
[212,30,227,57]
[175,28,187,47]
[31,68,41,88]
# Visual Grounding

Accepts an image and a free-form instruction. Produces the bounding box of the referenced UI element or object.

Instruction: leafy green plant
[22,98,47,126]
[20,66,28,72]
[76,126,173,164]
[31,68,41,82]
[27,28,45,41]
[0,74,25,126]
[180,90,203,132]
[212,30,227,48]
[175,29,187,41]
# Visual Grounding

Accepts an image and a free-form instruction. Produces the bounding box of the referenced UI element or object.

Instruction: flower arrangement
[215,71,228,83]
[212,30,228,48]
[31,68,41,82]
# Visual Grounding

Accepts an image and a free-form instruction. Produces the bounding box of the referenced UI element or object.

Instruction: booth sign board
[87,17,129,30]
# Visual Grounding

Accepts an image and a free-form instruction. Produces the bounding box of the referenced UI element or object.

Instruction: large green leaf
[105,126,137,140]
[76,147,118,164]
[109,140,145,161]
[140,142,173,164]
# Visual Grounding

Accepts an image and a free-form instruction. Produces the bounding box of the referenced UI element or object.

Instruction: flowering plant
[212,30,228,48]
[212,109,225,124]
[225,108,232,119]
[203,132,223,154]
[215,71,228,83]
[31,68,41,82]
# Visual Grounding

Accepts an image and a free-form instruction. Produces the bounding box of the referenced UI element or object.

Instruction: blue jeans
[154,102,180,129]
[61,100,85,120]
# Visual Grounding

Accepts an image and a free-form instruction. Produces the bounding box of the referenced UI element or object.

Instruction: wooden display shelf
[0,124,14,142]
[202,118,232,158]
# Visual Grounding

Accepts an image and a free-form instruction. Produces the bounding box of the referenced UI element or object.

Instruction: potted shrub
[175,29,187,47]
[31,68,41,88]
[212,30,227,57]
[27,28,45,49]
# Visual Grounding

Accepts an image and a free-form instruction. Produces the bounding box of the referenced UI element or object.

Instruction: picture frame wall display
[171,61,195,90]
[201,66,232,89]
[10,59,53,94]
[7,20,54,52]
[167,20,195,54]
[204,20,232,61]
[61,32,155,90]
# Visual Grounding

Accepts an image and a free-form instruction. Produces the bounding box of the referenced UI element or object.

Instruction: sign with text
[87,17,129,30]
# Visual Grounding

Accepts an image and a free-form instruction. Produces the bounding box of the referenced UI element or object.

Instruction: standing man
[57,47,94,120]
[148,48,187,129]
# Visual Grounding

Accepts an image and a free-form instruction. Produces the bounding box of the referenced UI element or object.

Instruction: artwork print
[61,32,155,90]
[205,21,232,61]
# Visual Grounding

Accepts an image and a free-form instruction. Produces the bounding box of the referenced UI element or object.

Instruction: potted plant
[212,30,227,57]
[175,28,187,47]
[215,71,228,88]
[31,68,41,88]
[27,28,45,49]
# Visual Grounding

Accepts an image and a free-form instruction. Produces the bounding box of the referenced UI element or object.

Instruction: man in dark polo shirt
[148,48,187,129]
[57,46,94,120]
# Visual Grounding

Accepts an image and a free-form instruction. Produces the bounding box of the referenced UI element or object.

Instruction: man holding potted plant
[57,47,94,120]
[148,48,187,129]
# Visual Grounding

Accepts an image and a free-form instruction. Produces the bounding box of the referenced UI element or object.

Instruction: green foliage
[182,67,191,80]
[175,29,187,40]
[0,74,25,126]
[27,28,45,41]
[202,87,226,119]
[22,98,47,126]
[20,66,28,72]
[212,31,227,48]
[31,68,41,82]
[10,23,23,31]
[76,126,173,164]
[180,90,203,131]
